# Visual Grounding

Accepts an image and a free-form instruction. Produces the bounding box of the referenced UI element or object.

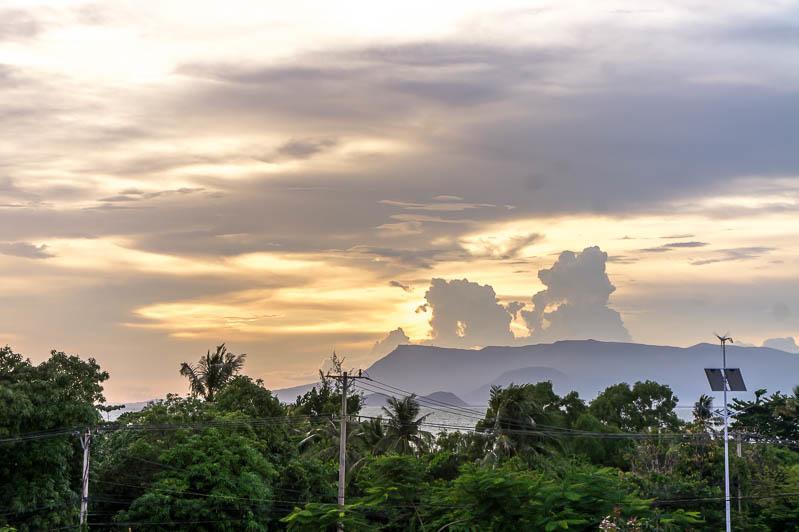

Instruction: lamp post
[704,335,746,532]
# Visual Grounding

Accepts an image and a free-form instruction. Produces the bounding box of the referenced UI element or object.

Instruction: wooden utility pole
[327,370,367,531]
[79,428,92,528]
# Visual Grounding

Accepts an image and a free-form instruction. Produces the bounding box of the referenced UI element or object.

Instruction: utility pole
[327,370,367,532]
[79,428,92,528]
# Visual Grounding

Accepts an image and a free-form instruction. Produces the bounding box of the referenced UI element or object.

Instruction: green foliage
[356,454,429,530]
[282,502,369,531]
[179,343,246,401]
[732,387,799,442]
[379,395,432,455]
[3,343,799,531]
[425,461,656,531]
[0,346,108,531]
[590,381,681,433]
[114,426,276,530]
[477,381,568,462]
[213,375,284,419]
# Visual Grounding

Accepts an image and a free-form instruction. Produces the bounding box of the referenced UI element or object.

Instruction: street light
[704,335,746,532]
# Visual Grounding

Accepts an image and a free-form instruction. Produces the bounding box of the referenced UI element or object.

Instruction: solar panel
[705,368,725,391]
[724,368,746,391]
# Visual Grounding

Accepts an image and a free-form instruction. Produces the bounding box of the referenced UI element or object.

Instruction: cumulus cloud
[0,242,53,259]
[370,327,411,358]
[762,337,799,353]
[423,278,516,348]
[521,246,630,342]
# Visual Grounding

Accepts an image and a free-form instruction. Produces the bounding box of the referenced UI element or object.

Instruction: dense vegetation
[2,344,799,530]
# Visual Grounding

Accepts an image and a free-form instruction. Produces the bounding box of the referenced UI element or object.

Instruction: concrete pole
[79,428,91,528]
[338,372,348,532]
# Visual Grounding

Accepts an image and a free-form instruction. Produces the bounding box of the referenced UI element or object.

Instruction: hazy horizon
[3,1,799,402]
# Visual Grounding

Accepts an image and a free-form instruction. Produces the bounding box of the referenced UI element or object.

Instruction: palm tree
[479,384,547,463]
[179,343,246,401]
[692,394,715,429]
[380,395,432,455]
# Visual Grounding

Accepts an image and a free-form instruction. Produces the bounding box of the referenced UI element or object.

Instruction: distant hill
[362,390,469,408]
[358,340,799,405]
[274,340,799,406]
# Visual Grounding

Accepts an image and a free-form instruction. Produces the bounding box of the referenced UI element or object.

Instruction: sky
[2,0,799,401]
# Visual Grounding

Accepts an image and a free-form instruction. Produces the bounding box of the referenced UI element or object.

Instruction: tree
[477,382,565,462]
[691,394,719,434]
[356,454,429,530]
[213,375,284,419]
[291,352,362,418]
[590,381,681,433]
[424,461,680,531]
[179,344,246,401]
[380,395,432,455]
[732,388,799,442]
[114,426,277,531]
[0,346,108,531]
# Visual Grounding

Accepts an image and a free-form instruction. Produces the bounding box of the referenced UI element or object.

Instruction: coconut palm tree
[179,343,246,401]
[380,395,432,455]
[692,394,717,433]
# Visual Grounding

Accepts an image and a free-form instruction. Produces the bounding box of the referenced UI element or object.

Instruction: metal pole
[79,428,91,528]
[722,340,731,532]
[338,371,348,532]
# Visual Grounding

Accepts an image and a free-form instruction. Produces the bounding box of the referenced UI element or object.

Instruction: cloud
[0,242,53,259]
[691,247,774,266]
[0,10,40,41]
[389,280,411,292]
[521,246,630,342]
[641,241,708,253]
[762,337,799,353]
[772,302,792,322]
[370,327,411,358]
[466,232,541,260]
[423,277,517,348]
[270,138,337,161]
[98,187,205,203]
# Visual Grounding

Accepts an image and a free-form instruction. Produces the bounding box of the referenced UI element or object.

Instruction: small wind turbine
[706,332,745,532]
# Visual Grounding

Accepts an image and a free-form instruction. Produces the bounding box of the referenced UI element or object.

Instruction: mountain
[362,390,469,408]
[354,340,799,405]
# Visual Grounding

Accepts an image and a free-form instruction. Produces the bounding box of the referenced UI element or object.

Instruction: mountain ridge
[275,339,799,405]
